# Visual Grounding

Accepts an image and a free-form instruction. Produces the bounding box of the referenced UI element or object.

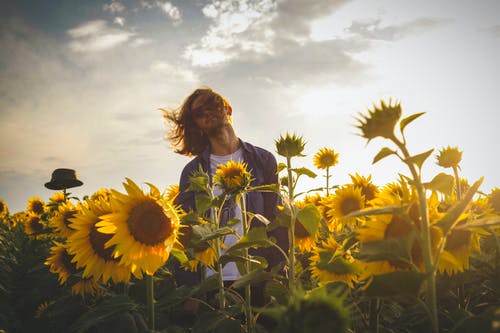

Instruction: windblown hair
[163,87,230,157]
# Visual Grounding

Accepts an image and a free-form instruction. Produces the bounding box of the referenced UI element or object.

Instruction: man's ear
[226,105,233,116]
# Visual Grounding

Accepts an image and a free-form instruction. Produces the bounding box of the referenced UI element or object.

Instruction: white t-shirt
[206,148,244,281]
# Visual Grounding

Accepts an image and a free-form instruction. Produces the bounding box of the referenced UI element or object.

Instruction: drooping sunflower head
[349,173,379,204]
[96,178,181,275]
[45,241,79,285]
[214,160,252,194]
[49,201,80,238]
[27,196,46,215]
[436,146,462,169]
[313,147,339,170]
[356,99,402,142]
[0,199,8,216]
[24,213,46,235]
[67,199,137,284]
[487,188,500,213]
[275,132,306,158]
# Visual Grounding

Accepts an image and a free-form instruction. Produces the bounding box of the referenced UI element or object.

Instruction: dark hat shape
[45,168,83,190]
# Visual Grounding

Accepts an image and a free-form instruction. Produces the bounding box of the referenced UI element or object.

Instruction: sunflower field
[1,100,499,333]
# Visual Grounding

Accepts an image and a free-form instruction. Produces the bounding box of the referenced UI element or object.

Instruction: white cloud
[114,16,125,26]
[156,1,182,26]
[103,1,126,13]
[130,37,153,47]
[67,20,135,53]
[150,61,199,82]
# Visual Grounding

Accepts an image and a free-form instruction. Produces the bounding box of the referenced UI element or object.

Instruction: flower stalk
[146,274,155,331]
[240,194,254,333]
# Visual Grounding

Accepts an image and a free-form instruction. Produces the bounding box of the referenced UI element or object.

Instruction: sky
[1,0,499,213]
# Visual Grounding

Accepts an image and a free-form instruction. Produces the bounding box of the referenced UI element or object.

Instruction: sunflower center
[340,197,362,216]
[30,216,44,232]
[89,224,116,262]
[127,200,172,246]
[31,202,44,215]
[445,229,471,251]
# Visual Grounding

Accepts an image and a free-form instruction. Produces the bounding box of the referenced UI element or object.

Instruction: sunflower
[350,173,379,204]
[90,188,113,202]
[67,199,139,284]
[309,237,361,288]
[49,191,66,204]
[165,184,180,202]
[96,178,181,275]
[438,220,480,275]
[27,196,46,215]
[436,146,462,169]
[49,201,79,238]
[294,200,317,253]
[45,241,78,284]
[214,160,252,194]
[356,99,402,142]
[0,199,8,216]
[275,132,306,158]
[34,301,54,319]
[313,148,339,170]
[182,246,217,272]
[24,213,45,235]
[322,186,365,231]
[487,188,500,213]
[71,277,100,297]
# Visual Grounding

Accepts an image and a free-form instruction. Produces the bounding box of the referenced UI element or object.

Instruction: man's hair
[163,87,230,156]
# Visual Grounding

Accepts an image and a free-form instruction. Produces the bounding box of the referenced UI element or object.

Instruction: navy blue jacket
[174,140,288,286]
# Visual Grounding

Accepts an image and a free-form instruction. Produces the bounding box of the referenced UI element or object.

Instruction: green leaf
[400,112,425,134]
[195,193,212,214]
[345,205,405,218]
[291,167,317,179]
[187,171,210,192]
[170,247,188,264]
[231,268,274,289]
[373,147,397,165]
[358,233,414,263]
[247,212,272,226]
[436,177,483,236]
[405,149,434,170]
[219,254,268,269]
[296,204,320,236]
[424,172,455,196]
[364,271,426,298]
[226,227,271,252]
[192,224,234,243]
[277,162,287,173]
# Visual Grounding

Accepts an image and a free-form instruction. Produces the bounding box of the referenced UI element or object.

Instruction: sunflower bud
[436,146,462,168]
[356,99,402,141]
[275,133,306,158]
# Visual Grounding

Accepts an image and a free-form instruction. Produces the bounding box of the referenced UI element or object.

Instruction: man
[164,87,288,299]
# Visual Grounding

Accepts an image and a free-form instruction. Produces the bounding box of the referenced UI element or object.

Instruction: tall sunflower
[356,99,402,142]
[27,196,46,215]
[313,148,339,170]
[436,146,462,169]
[309,237,361,288]
[96,178,181,275]
[67,199,140,284]
[214,160,252,194]
[49,201,79,238]
[322,186,365,231]
[24,213,45,235]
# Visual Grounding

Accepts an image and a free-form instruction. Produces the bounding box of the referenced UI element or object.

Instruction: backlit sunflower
[165,184,180,202]
[487,188,500,213]
[49,201,79,238]
[309,237,361,288]
[0,199,8,216]
[96,178,181,275]
[313,148,339,170]
[436,146,462,169]
[27,196,46,215]
[214,160,252,194]
[356,99,402,142]
[438,221,480,275]
[45,241,78,284]
[322,186,365,231]
[67,199,139,284]
[350,173,379,204]
[24,213,45,235]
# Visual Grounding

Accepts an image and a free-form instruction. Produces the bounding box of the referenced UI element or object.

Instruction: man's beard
[204,122,228,137]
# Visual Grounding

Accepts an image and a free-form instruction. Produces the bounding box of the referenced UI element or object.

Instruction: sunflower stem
[146,274,155,331]
[392,136,439,333]
[240,194,254,333]
[453,166,462,200]
[286,156,296,290]
[326,167,330,196]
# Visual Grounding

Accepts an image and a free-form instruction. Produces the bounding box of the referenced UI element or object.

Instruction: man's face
[191,95,230,135]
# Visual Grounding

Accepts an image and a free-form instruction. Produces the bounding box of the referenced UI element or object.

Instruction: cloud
[156,1,182,26]
[346,17,449,41]
[150,61,199,82]
[103,1,126,13]
[114,17,125,26]
[67,20,135,53]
